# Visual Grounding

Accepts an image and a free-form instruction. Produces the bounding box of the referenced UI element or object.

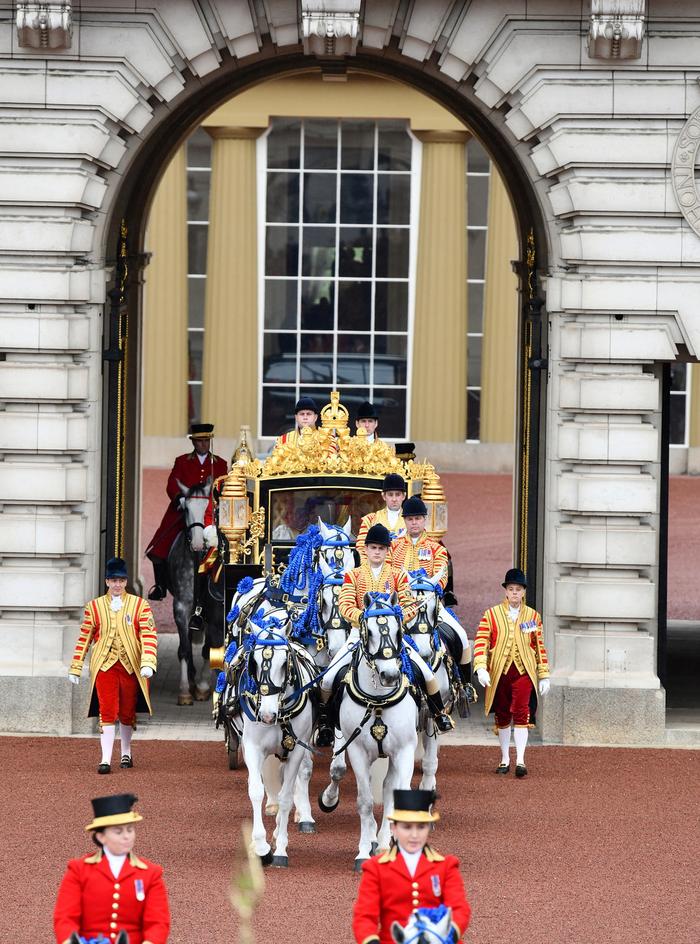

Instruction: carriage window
[186,128,212,423]
[261,119,416,439]
[269,487,384,543]
[466,137,490,442]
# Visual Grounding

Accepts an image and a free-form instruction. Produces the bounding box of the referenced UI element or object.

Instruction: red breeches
[493,663,533,727]
[96,662,139,726]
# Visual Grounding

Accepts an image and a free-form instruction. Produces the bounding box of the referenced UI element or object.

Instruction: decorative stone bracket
[16,2,72,49]
[301,1,360,56]
[587,0,645,60]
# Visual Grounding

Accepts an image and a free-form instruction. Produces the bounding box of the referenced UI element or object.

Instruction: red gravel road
[4,737,698,944]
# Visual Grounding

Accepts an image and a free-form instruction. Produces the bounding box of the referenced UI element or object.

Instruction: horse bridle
[244,628,293,699]
[359,602,404,667]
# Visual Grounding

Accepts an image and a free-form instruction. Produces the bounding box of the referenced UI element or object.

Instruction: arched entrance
[100,53,550,606]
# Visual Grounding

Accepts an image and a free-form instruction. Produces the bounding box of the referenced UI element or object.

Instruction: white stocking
[513,726,529,765]
[120,724,133,758]
[100,724,116,765]
[498,726,511,765]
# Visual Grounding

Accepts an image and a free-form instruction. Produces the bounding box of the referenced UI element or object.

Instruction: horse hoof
[298,821,316,834]
[271,855,289,868]
[194,687,211,702]
[318,791,339,814]
[265,804,279,817]
[177,694,193,706]
[353,858,367,873]
[259,851,273,867]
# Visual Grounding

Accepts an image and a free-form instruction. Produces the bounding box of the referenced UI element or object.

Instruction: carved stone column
[412,131,469,442]
[143,145,188,437]
[201,127,264,434]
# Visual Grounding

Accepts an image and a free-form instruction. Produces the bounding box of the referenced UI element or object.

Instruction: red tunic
[352,845,471,944]
[54,850,170,944]
[146,451,227,559]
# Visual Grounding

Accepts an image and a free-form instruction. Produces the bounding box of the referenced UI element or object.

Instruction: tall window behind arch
[259,118,417,438]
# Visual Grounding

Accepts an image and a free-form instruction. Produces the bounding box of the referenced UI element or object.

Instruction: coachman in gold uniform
[356,473,407,561]
[390,496,449,588]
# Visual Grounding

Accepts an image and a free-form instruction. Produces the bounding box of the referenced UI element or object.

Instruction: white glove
[203,524,218,548]
[476,668,491,688]
[68,673,80,686]
[177,496,186,510]
[539,678,550,696]
[140,666,154,679]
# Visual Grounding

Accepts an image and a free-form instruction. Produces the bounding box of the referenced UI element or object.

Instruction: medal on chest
[431,874,441,896]
[134,878,145,901]
[418,547,432,562]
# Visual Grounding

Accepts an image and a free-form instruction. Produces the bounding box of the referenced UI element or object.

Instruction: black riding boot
[458,663,472,685]
[315,701,335,748]
[148,557,168,601]
[426,690,454,733]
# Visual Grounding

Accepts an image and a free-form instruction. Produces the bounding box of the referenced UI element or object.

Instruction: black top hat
[382,473,406,493]
[356,401,379,420]
[365,523,392,547]
[294,396,318,414]
[502,567,527,588]
[85,793,143,831]
[190,423,214,440]
[105,557,128,580]
[389,789,440,823]
[403,495,428,517]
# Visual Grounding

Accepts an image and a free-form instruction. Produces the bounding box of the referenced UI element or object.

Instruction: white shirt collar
[370,564,383,579]
[508,604,520,622]
[103,848,127,878]
[197,452,209,464]
[109,595,124,612]
[399,845,422,876]
[386,508,399,525]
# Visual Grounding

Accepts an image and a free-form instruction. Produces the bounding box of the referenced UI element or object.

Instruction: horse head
[360,591,404,687]
[405,568,445,660]
[317,516,355,573]
[391,906,454,944]
[243,607,293,725]
[317,551,352,657]
[177,477,212,553]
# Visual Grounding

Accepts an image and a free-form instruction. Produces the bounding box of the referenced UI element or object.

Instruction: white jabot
[387,508,400,527]
[197,452,209,465]
[399,845,422,877]
[411,536,419,545]
[103,848,127,878]
[508,605,520,622]
[109,595,123,612]
[370,564,383,580]
[365,433,375,443]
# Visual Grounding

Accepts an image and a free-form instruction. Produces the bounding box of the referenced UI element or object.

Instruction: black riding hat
[356,400,378,420]
[105,557,128,580]
[190,422,214,440]
[295,396,318,414]
[365,523,392,547]
[389,789,440,823]
[85,793,142,832]
[403,496,428,517]
[502,567,527,588]
[382,473,406,493]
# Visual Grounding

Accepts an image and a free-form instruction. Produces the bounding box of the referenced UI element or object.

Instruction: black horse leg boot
[148,557,168,601]
[315,702,335,747]
[426,690,454,733]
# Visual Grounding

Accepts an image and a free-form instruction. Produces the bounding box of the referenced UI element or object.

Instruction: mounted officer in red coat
[145,423,228,601]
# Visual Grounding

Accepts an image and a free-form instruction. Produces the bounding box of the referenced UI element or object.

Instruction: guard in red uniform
[352,789,471,944]
[68,557,158,774]
[145,423,227,600]
[54,793,170,944]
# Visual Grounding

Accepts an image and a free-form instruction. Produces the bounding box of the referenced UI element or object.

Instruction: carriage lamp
[422,472,448,542]
[218,466,251,564]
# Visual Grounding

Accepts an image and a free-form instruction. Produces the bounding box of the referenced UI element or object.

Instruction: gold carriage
[213,391,449,610]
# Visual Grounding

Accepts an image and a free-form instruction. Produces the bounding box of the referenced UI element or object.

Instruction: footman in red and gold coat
[353,789,471,944]
[54,793,170,944]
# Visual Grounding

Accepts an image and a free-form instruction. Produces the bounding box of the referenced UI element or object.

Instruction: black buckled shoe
[148,584,166,601]
[434,712,454,733]
[97,763,111,775]
[120,755,133,769]
[515,763,528,778]
[496,763,510,775]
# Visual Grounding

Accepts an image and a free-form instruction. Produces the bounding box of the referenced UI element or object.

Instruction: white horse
[391,906,455,944]
[235,609,318,867]
[319,592,419,868]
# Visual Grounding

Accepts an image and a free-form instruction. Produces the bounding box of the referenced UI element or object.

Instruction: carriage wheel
[225,726,242,770]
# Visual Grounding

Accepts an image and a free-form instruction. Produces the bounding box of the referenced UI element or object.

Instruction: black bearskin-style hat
[502,567,527,588]
[389,789,440,823]
[356,401,379,420]
[365,523,392,547]
[295,396,319,414]
[402,495,428,517]
[189,423,214,440]
[105,557,128,580]
[85,793,143,831]
[382,473,406,493]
